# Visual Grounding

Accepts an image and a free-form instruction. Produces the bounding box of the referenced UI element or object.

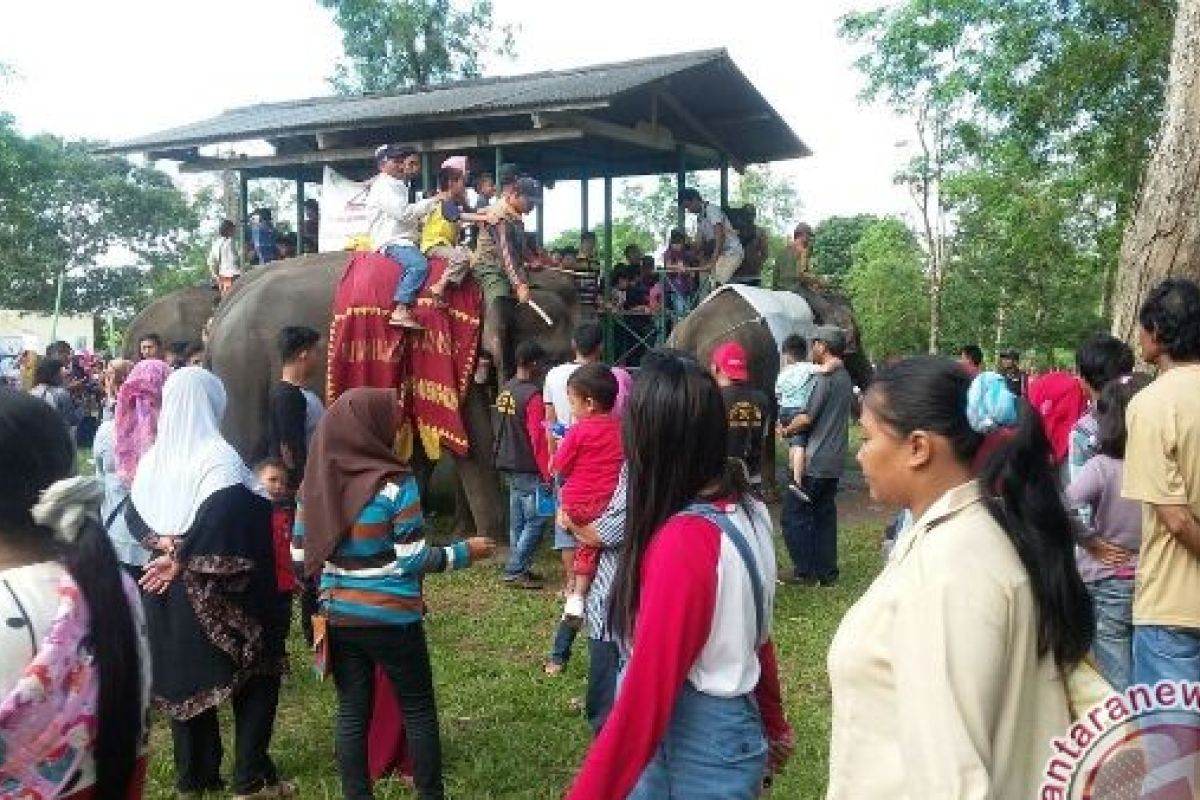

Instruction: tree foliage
[547,220,656,267]
[845,218,930,358]
[0,114,202,318]
[320,0,515,93]
[810,214,886,286]
[840,0,1173,353]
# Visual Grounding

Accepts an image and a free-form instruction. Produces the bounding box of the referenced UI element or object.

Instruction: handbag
[312,612,331,680]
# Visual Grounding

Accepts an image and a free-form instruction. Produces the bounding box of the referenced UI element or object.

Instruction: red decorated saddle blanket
[326,251,483,458]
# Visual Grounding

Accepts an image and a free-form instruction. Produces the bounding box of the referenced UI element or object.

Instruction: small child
[256,458,302,643]
[422,161,496,307]
[551,363,624,628]
[775,334,840,499]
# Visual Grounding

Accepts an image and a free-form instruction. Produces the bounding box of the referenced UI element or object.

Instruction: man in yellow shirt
[1122,277,1200,685]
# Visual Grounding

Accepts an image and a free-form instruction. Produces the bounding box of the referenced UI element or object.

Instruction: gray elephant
[668,286,872,494]
[202,251,578,540]
[122,284,218,358]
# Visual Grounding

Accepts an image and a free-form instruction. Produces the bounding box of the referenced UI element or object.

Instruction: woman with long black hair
[0,389,149,799]
[827,356,1094,798]
[566,351,792,800]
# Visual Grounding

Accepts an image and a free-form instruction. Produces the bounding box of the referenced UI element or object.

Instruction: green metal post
[719,155,729,208]
[602,172,613,361]
[494,146,503,188]
[535,200,545,246]
[675,146,687,231]
[580,170,589,234]
[421,152,433,195]
[239,171,249,255]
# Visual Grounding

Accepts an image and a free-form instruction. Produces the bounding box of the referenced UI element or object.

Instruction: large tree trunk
[1111,0,1200,344]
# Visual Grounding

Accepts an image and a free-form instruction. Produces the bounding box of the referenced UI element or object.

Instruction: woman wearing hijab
[295,387,495,800]
[93,358,170,578]
[1027,370,1089,482]
[0,389,151,799]
[126,367,293,798]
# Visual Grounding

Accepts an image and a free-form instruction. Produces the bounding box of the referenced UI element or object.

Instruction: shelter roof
[100,49,809,181]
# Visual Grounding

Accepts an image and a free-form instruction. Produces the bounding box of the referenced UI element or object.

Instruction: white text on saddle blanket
[699,285,815,348]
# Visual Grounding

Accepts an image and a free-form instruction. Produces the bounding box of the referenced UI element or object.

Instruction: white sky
[0,0,914,238]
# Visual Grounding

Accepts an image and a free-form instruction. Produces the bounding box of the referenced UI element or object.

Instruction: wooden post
[295,176,305,254]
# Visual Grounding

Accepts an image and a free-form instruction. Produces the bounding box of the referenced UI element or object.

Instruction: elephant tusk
[525,299,554,328]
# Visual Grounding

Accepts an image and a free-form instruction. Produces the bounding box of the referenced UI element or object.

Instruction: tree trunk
[1111,0,1200,344]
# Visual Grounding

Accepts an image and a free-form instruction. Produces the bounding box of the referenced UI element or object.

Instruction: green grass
[143,510,887,799]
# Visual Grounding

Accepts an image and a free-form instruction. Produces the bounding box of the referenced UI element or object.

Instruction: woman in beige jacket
[827,356,1095,799]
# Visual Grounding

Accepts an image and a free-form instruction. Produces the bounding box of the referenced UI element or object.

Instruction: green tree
[732,165,801,235]
[320,0,515,93]
[0,115,201,317]
[809,214,885,286]
[845,218,930,358]
[547,220,655,268]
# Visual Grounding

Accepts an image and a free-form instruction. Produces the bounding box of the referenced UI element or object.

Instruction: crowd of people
[4,143,1200,800]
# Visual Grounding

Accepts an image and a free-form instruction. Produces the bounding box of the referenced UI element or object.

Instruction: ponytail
[869,358,1095,672]
[979,403,1094,669]
[62,518,142,799]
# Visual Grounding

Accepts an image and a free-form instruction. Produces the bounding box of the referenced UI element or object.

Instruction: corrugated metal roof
[105,49,729,154]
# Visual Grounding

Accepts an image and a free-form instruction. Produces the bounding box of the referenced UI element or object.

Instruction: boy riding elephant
[475,176,543,380]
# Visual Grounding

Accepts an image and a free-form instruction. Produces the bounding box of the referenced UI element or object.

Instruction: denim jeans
[549,619,578,666]
[505,472,550,577]
[1088,577,1134,691]
[384,244,430,305]
[1133,624,1200,686]
[780,475,840,582]
[586,638,621,734]
[331,623,444,800]
[628,683,767,799]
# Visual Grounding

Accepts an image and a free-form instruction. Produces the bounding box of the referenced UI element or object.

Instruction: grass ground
[141,486,890,800]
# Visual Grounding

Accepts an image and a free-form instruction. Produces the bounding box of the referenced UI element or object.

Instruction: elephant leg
[409,437,436,517]
[451,383,504,541]
[760,404,779,502]
[450,466,477,535]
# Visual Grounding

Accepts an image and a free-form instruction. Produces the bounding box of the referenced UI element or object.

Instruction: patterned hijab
[114,359,171,485]
[300,388,407,577]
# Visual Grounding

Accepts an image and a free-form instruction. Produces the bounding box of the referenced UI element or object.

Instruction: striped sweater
[293,477,470,626]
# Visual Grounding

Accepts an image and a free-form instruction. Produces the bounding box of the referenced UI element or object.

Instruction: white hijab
[130,367,260,535]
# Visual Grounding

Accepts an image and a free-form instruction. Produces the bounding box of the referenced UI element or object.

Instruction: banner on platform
[318,167,373,253]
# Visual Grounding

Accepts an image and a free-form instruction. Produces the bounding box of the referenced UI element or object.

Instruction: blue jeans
[780,475,840,582]
[504,473,549,577]
[1133,625,1200,686]
[548,620,578,667]
[1088,577,1134,691]
[384,244,429,305]
[586,638,621,734]
[628,684,767,799]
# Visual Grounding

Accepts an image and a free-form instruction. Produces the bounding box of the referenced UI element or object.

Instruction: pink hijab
[1027,371,1089,465]
[115,359,171,485]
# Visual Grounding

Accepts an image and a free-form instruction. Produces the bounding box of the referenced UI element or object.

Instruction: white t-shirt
[697,203,743,258]
[543,361,581,426]
[206,236,241,277]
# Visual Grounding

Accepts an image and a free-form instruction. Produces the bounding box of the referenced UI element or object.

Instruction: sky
[0,0,914,238]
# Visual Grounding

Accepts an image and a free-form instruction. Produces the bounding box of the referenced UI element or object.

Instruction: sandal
[428,288,449,309]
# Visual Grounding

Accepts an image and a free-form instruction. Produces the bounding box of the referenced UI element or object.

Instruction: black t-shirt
[721,383,770,480]
[268,381,309,488]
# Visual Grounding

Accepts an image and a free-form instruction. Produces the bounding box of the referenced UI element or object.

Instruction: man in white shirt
[680,187,743,285]
[367,143,440,330]
[206,219,242,298]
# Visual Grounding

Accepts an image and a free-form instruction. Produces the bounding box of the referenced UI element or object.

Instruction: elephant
[122,284,218,358]
[203,251,579,540]
[667,285,872,494]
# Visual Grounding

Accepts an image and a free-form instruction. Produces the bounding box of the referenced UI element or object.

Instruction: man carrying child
[776,333,841,501]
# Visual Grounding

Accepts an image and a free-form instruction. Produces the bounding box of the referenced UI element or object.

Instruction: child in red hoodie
[551,363,624,627]
[256,458,301,600]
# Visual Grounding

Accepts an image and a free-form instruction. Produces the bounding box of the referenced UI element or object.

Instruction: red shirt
[565,514,789,799]
[550,414,624,525]
[271,503,300,593]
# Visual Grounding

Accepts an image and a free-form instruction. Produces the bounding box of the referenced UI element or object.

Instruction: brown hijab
[300,387,407,577]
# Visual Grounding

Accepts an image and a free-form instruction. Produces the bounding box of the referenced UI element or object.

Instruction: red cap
[712,341,750,381]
